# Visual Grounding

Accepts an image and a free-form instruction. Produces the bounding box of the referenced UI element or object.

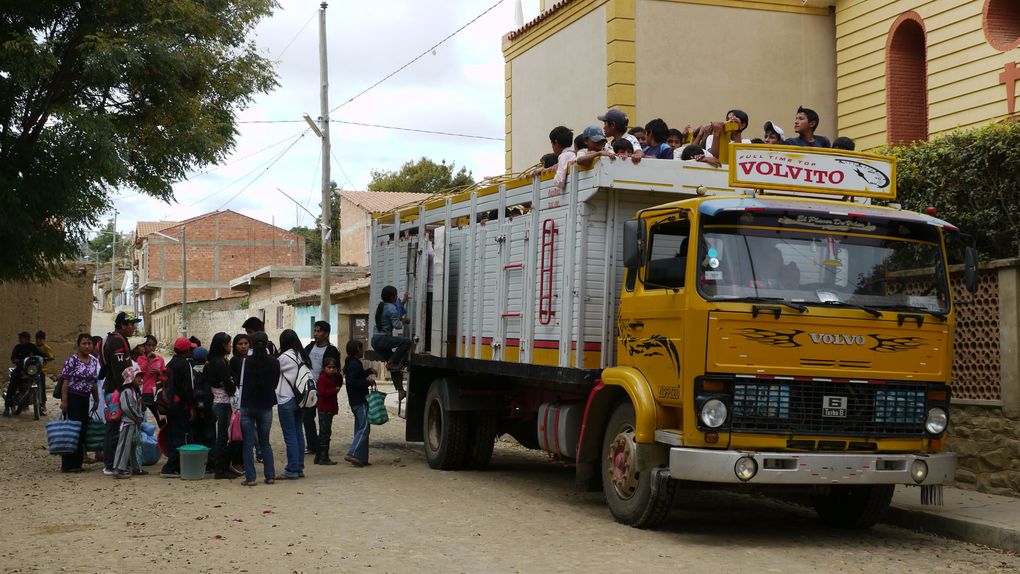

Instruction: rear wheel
[462,412,498,470]
[423,381,469,470]
[813,485,894,529]
[601,402,676,528]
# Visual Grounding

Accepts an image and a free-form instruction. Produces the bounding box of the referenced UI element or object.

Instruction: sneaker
[39,407,47,416]
[159,471,180,478]
[344,455,365,467]
[102,468,116,476]
[131,469,149,476]
[115,471,131,479]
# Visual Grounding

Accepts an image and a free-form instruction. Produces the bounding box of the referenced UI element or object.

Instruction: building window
[886,12,928,145]
[984,0,1020,51]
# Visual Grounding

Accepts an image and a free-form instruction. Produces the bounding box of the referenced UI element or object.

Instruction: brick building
[135,210,305,317]
[338,191,432,266]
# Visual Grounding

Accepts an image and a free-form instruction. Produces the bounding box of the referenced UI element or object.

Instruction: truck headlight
[925,407,948,435]
[910,459,928,484]
[734,456,758,481]
[700,399,728,428]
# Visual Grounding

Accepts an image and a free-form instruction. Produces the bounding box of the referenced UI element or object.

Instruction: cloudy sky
[106,0,540,237]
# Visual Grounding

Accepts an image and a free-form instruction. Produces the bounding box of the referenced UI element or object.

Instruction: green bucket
[178,444,211,480]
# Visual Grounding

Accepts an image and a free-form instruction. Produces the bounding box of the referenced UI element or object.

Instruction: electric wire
[330,149,357,190]
[215,129,311,210]
[236,118,501,141]
[327,0,506,114]
[273,10,318,62]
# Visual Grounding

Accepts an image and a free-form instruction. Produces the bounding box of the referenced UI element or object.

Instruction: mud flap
[649,467,672,499]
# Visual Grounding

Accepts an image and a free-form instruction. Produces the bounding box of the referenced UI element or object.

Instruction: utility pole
[110,211,117,312]
[181,227,188,337]
[318,1,332,326]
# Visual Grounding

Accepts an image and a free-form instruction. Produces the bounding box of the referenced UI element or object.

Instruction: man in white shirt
[598,109,644,161]
[705,109,751,159]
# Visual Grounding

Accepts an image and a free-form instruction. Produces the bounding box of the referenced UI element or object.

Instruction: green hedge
[879,121,1020,260]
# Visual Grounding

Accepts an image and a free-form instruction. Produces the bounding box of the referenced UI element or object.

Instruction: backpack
[106,389,121,423]
[282,353,317,409]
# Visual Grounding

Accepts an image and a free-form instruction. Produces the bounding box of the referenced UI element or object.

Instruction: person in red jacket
[314,358,342,465]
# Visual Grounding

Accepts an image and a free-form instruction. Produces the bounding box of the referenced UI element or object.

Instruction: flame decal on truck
[618,321,681,376]
[736,328,805,348]
[867,334,927,353]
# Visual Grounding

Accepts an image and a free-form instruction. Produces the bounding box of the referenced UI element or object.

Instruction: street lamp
[153,228,188,336]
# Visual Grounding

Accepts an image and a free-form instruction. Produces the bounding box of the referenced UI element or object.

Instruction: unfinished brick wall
[886,12,929,145]
[139,211,305,308]
[339,197,370,266]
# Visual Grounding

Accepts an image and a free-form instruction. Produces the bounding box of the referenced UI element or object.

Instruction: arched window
[984,0,1020,51]
[886,13,928,145]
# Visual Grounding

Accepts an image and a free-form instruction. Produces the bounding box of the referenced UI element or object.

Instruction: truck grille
[730,378,929,437]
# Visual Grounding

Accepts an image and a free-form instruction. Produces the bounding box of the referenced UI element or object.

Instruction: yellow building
[503,0,839,173]
[504,0,1020,168]
[836,0,1020,150]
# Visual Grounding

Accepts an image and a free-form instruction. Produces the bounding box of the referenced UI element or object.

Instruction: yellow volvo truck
[371,144,978,529]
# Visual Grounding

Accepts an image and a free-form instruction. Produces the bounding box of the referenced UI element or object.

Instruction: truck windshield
[696,210,950,314]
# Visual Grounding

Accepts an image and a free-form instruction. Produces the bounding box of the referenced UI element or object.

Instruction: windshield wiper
[811,300,883,318]
[878,305,948,322]
[725,297,807,313]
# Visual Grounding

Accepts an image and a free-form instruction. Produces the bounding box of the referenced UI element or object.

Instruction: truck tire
[462,412,498,470]
[423,381,469,470]
[812,485,894,529]
[601,402,676,528]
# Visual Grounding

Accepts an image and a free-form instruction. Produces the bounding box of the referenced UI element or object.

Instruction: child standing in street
[113,365,145,478]
[314,358,342,465]
[343,341,374,467]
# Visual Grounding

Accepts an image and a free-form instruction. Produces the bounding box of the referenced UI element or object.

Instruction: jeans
[317,411,334,445]
[372,334,412,366]
[302,407,318,451]
[276,399,304,477]
[241,407,275,482]
[347,403,370,463]
[213,403,232,472]
[159,410,188,475]
[61,393,90,471]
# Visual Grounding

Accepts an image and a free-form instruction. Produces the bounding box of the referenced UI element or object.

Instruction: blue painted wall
[294,303,340,346]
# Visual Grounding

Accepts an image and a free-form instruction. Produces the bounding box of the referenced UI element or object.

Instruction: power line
[216,129,311,211]
[328,0,506,114]
[330,149,356,190]
[273,10,318,62]
[236,118,502,141]
[188,130,310,208]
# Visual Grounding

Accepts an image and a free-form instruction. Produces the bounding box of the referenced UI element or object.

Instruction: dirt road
[2,405,1018,574]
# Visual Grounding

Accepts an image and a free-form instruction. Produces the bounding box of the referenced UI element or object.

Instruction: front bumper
[668,448,956,485]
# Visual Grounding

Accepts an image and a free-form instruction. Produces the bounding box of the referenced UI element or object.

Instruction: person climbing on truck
[371,285,411,402]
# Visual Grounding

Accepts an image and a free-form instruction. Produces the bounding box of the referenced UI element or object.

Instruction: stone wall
[947,405,1020,496]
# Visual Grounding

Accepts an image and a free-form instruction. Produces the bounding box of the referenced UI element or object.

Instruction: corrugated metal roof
[338,191,433,214]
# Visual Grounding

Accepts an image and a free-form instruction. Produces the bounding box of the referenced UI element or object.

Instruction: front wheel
[601,402,676,528]
[812,485,894,529]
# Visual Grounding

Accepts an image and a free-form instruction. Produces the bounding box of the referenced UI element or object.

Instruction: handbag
[46,414,82,455]
[366,389,389,425]
[229,410,243,442]
[84,413,106,451]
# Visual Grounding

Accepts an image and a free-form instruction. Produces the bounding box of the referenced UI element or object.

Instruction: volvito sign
[727,144,897,200]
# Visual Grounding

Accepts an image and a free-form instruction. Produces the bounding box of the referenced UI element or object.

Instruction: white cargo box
[370,158,752,375]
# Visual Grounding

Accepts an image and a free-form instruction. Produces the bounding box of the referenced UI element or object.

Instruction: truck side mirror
[623,219,646,270]
[964,246,978,294]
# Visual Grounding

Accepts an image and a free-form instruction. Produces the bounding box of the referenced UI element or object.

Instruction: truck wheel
[462,412,498,470]
[423,381,468,470]
[813,485,894,529]
[601,402,676,528]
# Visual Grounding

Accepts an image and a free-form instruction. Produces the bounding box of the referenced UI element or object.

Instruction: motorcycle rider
[5,332,41,416]
[35,330,54,416]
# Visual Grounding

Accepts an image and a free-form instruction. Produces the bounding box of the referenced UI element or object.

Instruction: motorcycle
[5,356,43,420]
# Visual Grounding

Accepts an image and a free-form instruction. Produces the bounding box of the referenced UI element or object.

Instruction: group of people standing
[52,311,379,485]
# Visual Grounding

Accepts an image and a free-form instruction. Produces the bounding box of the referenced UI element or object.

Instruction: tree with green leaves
[0,1,278,282]
[87,219,131,265]
[368,158,474,195]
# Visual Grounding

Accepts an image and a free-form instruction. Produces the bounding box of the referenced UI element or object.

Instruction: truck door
[618,214,690,405]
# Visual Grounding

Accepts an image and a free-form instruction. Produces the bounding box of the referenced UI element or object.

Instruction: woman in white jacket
[276,329,310,479]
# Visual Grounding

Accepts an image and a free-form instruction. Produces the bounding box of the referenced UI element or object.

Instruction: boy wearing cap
[159,337,197,478]
[598,109,644,161]
[763,121,785,144]
[575,126,617,169]
[113,365,144,478]
[101,312,139,474]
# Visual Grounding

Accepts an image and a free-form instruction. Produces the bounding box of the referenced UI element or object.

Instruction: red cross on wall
[1001,62,1020,116]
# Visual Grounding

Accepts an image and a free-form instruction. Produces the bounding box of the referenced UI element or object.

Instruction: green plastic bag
[367,390,389,425]
[84,415,106,451]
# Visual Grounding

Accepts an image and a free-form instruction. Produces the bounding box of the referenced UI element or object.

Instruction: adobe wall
[0,264,95,381]
[948,406,1020,496]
